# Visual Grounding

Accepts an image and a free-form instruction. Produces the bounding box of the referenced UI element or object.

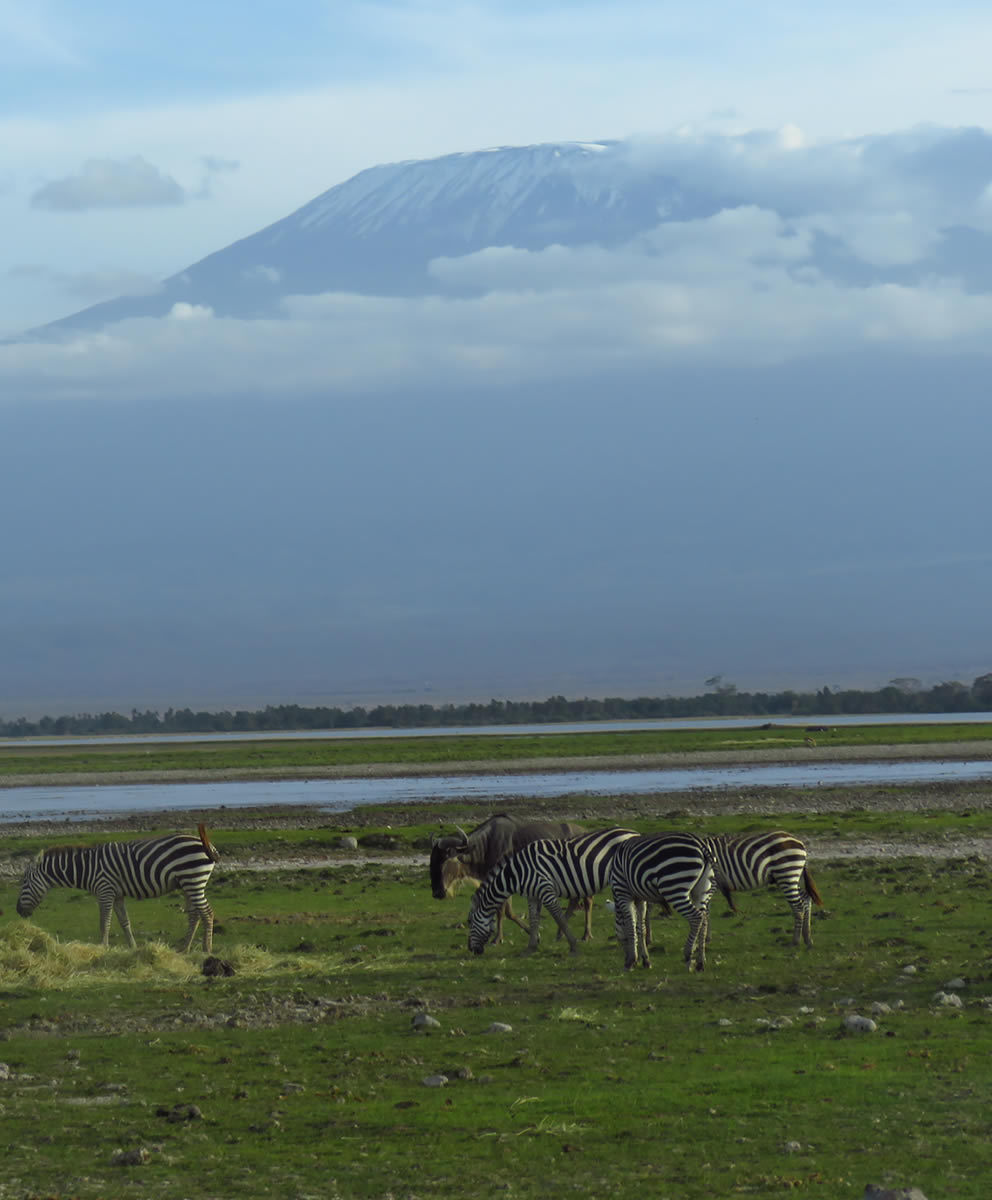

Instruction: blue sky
[4,0,992,335]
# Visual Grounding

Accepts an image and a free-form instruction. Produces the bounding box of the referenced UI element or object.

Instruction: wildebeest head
[429,826,469,899]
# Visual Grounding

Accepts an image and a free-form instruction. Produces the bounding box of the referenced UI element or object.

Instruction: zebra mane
[40,843,91,858]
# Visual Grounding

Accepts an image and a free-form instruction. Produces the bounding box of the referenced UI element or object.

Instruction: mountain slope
[30,140,722,336]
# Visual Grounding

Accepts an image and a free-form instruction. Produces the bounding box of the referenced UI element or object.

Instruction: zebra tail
[804,867,823,907]
[720,882,739,914]
[198,823,221,862]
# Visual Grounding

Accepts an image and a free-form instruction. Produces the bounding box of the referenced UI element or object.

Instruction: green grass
[1,720,991,779]
[0,846,990,1199]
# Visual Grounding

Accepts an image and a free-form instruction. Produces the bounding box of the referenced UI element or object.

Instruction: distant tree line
[2,674,992,738]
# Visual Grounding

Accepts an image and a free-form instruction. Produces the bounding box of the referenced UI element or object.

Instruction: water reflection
[3,757,992,823]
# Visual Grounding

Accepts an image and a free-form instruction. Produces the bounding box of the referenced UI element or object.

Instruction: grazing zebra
[609,833,715,972]
[467,828,643,955]
[16,825,220,952]
[703,830,823,946]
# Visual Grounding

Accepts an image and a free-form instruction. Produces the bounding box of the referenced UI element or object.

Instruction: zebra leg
[180,901,213,953]
[683,908,707,972]
[110,898,137,949]
[200,902,214,952]
[542,895,579,954]
[558,897,594,941]
[612,895,641,970]
[798,896,813,947]
[633,900,650,968]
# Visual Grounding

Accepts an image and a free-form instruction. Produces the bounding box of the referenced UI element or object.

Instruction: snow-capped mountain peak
[27,138,714,337]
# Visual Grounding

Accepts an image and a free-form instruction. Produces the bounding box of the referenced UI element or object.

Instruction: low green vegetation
[1,812,990,1199]
[1,720,991,781]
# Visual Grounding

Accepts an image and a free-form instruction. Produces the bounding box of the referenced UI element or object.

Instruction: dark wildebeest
[430,814,590,943]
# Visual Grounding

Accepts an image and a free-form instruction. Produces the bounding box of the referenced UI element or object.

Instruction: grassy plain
[1,719,991,783]
[0,724,990,1199]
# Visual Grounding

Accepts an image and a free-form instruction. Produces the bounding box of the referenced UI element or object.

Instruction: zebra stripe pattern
[467,828,641,955]
[609,833,714,972]
[702,830,823,946]
[16,826,220,952]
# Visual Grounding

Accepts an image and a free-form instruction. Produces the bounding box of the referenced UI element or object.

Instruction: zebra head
[466,890,498,955]
[16,856,50,918]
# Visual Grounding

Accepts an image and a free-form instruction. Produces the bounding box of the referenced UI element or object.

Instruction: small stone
[932,991,964,1008]
[412,1012,441,1030]
[901,965,917,975]
[338,836,359,850]
[422,1074,448,1087]
[783,1140,803,1154]
[945,977,967,990]
[485,1022,513,1034]
[111,1148,150,1166]
[864,1186,929,1200]
[843,1015,878,1033]
[870,1002,892,1016]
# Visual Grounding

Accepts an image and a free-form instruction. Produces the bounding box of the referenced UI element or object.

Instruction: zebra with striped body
[703,830,823,946]
[467,828,642,956]
[16,825,220,952]
[609,833,715,972]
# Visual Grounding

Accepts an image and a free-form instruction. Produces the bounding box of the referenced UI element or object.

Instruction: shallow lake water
[3,756,992,823]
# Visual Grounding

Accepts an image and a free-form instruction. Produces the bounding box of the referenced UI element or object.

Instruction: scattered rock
[442,1065,474,1080]
[843,1015,878,1033]
[945,977,967,990]
[412,1012,441,1031]
[0,1062,10,1080]
[783,1140,803,1154]
[111,1148,150,1166]
[863,1186,929,1200]
[932,991,964,1008]
[485,1022,513,1034]
[338,836,359,850]
[422,1074,448,1087]
[155,1103,203,1123]
[756,1016,793,1031]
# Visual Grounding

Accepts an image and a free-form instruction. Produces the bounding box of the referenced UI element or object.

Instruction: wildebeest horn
[454,825,469,845]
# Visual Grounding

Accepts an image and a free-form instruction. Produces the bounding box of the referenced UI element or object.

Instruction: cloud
[30,156,186,211]
[201,155,240,174]
[4,232,992,404]
[7,125,992,401]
